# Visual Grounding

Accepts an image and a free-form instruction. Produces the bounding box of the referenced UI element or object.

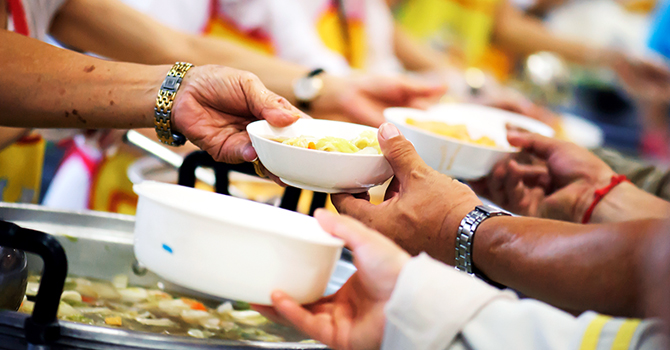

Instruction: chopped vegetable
[181,298,207,311]
[187,328,206,338]
[63,314,94,324]
[104,316,122,326]
[118,287,148,303]
[111,275,129,290]
[229,310,267,326]
[61,290,83,303]
[232,301,251,311]
[216,302,233,314]
[199,317,221,330]
[180,309,210,324]
[25,282,39,297]
[57,301,81,318]
[135,317,175,327]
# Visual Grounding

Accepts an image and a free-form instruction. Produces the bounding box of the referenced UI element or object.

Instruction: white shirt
[7,0,66,39]
[383,253,667,350]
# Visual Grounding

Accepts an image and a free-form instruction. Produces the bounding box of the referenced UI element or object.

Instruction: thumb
[241,72,305,127]
[378,123,425,182]
[507,131,561,161]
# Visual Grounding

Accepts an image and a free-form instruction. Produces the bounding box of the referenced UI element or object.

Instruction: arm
[393,26,455,72]
[474,216,666,317]
[385,253,663,350]
[48,0,447,128]
[492,0,603,65]
[49,0,309,105]
[332,124,666,317]
[0,30,162,128]
[0,29,302,163]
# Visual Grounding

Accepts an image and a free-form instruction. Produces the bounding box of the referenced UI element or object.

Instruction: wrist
[573,170,618,222]
[439,196,483,264]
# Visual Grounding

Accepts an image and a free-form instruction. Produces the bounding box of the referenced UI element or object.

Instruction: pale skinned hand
[314,75,447,127]
[172,65,307,164]
[470,131,616,222]
[255,209,410,350]
[331,123,482,265]
[608,52,670,102]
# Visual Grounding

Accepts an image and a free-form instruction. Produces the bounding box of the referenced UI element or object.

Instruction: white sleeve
[20,0,68,40]
[382,253,668,350]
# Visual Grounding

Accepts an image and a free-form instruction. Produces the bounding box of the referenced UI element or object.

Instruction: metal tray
[0,202,355,349]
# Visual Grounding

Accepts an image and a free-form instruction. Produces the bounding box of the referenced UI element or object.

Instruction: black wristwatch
[293,68,325,112]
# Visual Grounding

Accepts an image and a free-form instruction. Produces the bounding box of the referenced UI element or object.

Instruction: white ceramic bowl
[247,119,393,193]
[133,181,344,305]
[384,104,555,180]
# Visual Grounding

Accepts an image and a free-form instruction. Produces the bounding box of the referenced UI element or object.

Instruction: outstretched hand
[255,210,410,350]
[331,123,481,264]
[470,131,615,222]
[172,65,307,164]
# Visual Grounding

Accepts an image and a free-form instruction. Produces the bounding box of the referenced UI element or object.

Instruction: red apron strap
[6,0,30,36]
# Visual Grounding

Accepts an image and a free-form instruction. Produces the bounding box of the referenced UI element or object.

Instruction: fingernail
[379,123,400,140]
[243,145,257,162]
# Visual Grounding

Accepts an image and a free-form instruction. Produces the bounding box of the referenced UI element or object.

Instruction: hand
[172,65,307,164]
[256,209,410,350]
[607,52,670,102]
[314,75,447,127]
[331,123,482,264]
[470,131,616,222]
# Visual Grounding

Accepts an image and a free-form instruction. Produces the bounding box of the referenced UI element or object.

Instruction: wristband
[581,175,629,224]
[155,62,194,146]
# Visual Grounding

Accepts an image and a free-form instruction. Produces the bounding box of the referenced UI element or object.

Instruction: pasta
[406,118,498,148]
[272,131,381,154]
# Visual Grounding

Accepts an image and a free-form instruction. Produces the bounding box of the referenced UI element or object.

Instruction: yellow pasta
[271,131,381,154]
[406,118,498,148]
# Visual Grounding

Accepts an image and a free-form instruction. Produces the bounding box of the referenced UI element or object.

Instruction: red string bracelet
[581,174,629,224]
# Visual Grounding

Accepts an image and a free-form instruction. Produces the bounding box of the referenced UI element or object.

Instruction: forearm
[473,216,666,317]
[492,2,601,65]
[393,26,455,72]
[0,30,165,129]
[50,0,310,104]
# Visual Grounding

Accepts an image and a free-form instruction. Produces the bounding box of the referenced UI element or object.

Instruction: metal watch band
[154,62,194,146]
[296,68,325,111]
[455,205,510,275]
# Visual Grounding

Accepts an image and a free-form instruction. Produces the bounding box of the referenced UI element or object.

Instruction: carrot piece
[105,316,122,326]
[181,298,207,311]
[308,142,316,150]
[81,295,96,303]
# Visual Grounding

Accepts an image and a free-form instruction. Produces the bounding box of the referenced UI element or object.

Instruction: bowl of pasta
[384,104,554,180]
[247,119,393,193]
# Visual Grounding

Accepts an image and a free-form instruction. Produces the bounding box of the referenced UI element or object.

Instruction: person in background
[332,123,670,317]
[257,209,668,350]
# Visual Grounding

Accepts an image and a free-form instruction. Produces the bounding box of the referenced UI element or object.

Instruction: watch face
[293,76,324,101]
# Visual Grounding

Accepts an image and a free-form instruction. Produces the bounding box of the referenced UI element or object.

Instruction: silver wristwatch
[293,68,324,111]
[455,205,510,275]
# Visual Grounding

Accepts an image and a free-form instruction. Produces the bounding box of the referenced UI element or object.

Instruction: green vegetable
[64,235,79,243]
[63,314,94,324]
[232,301,250,311]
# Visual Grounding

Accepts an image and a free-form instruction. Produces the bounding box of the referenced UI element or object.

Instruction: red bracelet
[581,174,629,224]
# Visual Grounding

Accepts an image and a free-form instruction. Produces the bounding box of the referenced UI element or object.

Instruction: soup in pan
[19,274,315,343]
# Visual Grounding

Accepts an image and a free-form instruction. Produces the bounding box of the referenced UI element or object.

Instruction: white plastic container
[133,181,344,305]
[384,104,555,180]
[247,119,393,193]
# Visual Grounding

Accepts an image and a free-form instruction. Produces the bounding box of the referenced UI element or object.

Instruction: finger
[271,291,328,340]
[508,160,550,190]
[240,72,302,126]
[208,130,255,163]
[251,304,292,327]
[331,193,377,219]
[486,161,508,206]
[507,131,563,160]
[314,209,386,251]
[377,123,427,183]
